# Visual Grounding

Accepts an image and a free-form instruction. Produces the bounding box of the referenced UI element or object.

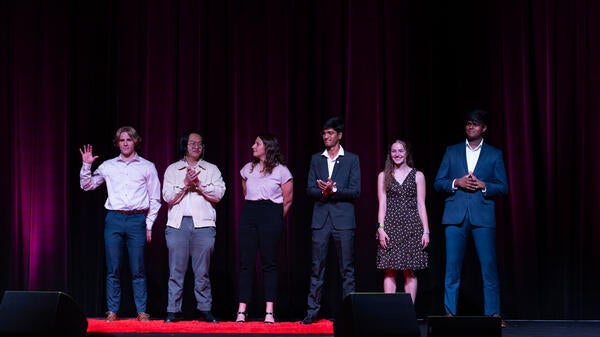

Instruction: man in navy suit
[301,116,361,324]
[434,110,508,326]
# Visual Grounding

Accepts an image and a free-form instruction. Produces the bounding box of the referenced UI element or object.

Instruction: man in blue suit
[301,116,361,324]
[434,110,508,327]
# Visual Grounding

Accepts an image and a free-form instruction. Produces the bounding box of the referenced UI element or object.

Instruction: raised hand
[79,144,99,164]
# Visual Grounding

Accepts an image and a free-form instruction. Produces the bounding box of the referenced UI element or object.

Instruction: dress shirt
[321,146,345,179]
[450,139,484,190]
[80,153,162,230]
[466,138,484,172]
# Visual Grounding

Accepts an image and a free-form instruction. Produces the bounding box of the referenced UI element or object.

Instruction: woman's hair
[113,126,142,149]
[383,139,414,191]
[251,132,286,175]
[178,129,204,160]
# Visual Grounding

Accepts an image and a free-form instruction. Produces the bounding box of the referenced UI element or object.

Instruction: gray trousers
[166,216,216,312]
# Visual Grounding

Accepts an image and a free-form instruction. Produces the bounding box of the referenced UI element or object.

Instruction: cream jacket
[162,159,226,228]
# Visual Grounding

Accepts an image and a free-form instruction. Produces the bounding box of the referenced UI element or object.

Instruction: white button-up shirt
[80,153,162,230]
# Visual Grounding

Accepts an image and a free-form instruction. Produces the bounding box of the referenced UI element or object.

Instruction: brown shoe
[105,311,117,322]
[137,312,150,322]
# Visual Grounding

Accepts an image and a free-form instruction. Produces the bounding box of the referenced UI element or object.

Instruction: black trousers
[306,215,356,317]
[238,200,284,303]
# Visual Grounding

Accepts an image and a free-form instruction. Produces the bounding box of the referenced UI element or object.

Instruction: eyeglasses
[188,142,203,148]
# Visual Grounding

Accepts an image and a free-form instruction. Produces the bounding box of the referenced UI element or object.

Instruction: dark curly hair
[250,132,286,175]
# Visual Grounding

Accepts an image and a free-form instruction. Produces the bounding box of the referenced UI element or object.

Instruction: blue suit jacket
[306,151,361,230]
[433,141,508,228]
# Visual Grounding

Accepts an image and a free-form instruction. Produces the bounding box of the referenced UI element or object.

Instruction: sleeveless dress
[376,168,428,270]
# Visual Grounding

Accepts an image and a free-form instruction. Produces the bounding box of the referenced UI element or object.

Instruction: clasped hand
[184,167,200,190]
[317,178,336,197]
[456,172,485,191]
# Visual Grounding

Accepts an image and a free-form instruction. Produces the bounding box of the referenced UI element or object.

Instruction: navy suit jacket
[434,141,508,228]
[306,150,361,230]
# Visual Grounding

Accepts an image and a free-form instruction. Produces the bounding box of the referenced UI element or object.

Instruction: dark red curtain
[1,0,599,320]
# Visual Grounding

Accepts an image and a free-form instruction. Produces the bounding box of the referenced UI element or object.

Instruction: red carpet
[87,318,334,334]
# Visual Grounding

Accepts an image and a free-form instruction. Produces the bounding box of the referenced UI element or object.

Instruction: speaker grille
[0,291,87,337]
[334,292,420,337]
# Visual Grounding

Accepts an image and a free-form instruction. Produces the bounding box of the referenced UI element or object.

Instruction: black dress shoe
[199,310,218,323]
[491,314,507,328]
[164,312,180,323]
[301,315,314,324]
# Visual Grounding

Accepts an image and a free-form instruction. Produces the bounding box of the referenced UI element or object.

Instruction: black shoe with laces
[199,310,218,323]
[301,315,314,324]
[164,312,180,323]
[491,314,507,328]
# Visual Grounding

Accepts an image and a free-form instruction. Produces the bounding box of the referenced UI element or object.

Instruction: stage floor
[85,319,600,337]
[497,320,600,337]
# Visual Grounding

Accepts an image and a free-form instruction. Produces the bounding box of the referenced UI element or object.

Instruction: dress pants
[444,217,500,316]
[104,211,147,314]
[306,215,356,317]
[238,200,284,303]
[166,216,216,312]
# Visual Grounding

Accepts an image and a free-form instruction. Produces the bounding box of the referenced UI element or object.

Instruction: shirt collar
[465,138,484,151]
[321,145,345,158]
[177,158,207,171]
[117,152,140,162]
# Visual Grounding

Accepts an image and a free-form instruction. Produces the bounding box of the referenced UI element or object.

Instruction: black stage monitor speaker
[334,292,420,337]
[426,315,501,337]
[0,291,88,337]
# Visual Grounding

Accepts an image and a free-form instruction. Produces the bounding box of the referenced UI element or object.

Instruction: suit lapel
[459,145,468,173]
[473,143,488,176]
[319,155,330,179]
[331,156,341,180]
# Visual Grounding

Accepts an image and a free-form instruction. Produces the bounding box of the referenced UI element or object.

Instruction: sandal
[236,311,247,323]
[264,312,275,324]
